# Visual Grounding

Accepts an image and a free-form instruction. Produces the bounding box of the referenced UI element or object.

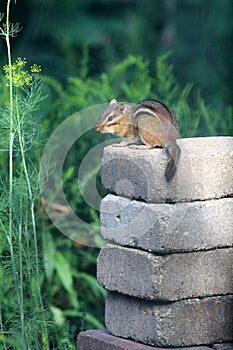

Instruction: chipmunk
[96,99,180,182]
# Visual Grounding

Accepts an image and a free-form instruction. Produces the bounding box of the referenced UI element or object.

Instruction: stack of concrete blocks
[97,137,233,348]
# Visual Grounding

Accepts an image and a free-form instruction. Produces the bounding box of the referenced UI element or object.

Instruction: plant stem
[6,0,13,246]
[5,2,27,348]
[5,0,21,309]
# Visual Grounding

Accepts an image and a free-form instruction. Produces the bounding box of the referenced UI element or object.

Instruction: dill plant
[0,3,49,349]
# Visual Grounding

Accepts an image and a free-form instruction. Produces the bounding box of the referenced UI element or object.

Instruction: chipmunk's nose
[96,124,103,132]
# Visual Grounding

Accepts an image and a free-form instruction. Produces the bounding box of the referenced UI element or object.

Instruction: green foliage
[45,52,232,137]
[1,0,232,109]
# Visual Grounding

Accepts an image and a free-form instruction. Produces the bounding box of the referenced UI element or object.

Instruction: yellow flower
[15,57,27,68]
[3,64,9,73]
[3,57,41,87]
[30,64,42,73]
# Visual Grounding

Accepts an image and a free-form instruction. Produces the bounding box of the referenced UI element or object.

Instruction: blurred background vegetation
[0,0,232,349]
[0,0,232,110]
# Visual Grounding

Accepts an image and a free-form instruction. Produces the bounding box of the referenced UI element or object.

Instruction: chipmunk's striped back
[134,99,178,133]
[132,99,178,146]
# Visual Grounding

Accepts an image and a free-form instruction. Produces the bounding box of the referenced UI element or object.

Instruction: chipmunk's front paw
[129,144,153,150]
[128,144,139,149]
[111,142,127,147]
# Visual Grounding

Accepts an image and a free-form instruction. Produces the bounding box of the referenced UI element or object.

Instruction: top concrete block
[101,137,233,203]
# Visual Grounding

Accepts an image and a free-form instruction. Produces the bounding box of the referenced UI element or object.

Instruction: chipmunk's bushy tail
[164,141,181,182]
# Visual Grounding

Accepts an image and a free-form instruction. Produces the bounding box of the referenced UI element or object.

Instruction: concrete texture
[105,293,233,347]
[101,137,233,203]
[100,194,233,253]
[77,329,214,349]
[97,244,233,301]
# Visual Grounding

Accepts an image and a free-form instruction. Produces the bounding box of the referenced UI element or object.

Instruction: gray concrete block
[105,293,233,347]
[77,329,213,350]
[101,137,233,203]
[97,244,233,301]
[100,194,233,253]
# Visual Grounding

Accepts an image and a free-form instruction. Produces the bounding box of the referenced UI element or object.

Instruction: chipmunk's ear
[118,102,125,114]
[109,99,117,105]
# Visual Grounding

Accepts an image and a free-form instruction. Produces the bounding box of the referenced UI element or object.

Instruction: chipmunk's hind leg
[136,118,164,149]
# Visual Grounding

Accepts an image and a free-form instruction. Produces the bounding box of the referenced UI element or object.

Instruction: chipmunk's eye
[107,115,113,122]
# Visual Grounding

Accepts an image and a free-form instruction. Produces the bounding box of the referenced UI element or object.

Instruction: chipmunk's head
[96,99,126,135]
